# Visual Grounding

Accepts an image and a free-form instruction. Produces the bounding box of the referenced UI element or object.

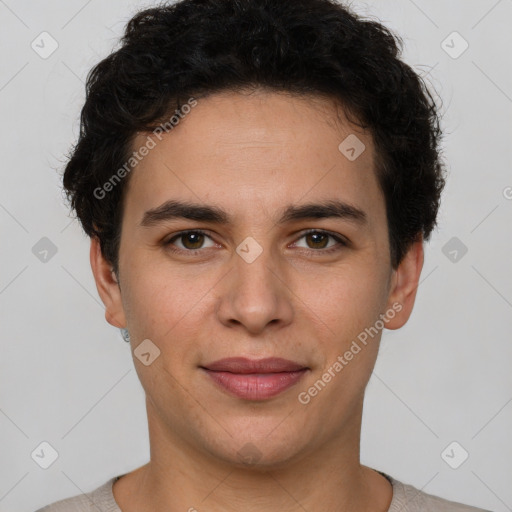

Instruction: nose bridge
[237,241,279,292]
[234,239,282,304]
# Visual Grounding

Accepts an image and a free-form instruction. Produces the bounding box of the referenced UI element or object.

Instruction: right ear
[89,236,127,329]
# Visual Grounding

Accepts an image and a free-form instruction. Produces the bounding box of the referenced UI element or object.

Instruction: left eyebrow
[140,199,368,228]
[278,200,368,225]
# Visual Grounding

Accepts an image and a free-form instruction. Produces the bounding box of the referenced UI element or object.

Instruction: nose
[215,245,294,335]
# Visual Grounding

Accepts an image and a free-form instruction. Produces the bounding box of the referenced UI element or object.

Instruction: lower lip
[202,369,308,400]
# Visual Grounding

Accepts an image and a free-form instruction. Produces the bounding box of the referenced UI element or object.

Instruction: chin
[202,427,309,471]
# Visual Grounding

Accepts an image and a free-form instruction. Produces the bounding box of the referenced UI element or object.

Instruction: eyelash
[163,229,348,256]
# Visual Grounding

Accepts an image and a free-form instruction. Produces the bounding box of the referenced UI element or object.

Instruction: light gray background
[1,0,511,510]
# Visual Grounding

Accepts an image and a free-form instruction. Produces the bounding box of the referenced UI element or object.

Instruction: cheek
[122,258,218,342]
[302,268,387,399]
[294,261,388,338]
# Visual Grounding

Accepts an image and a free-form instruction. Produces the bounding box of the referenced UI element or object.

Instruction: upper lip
[201,357,308,374]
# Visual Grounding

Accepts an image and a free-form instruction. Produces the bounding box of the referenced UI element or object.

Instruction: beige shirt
[35,472,492,511]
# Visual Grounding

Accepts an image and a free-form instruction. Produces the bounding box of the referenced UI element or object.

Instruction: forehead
[123,90,385,230]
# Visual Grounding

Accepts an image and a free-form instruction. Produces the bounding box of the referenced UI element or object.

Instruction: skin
[91,89,424,512]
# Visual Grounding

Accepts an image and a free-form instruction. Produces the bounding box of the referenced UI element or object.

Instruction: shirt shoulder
[386,474,493,512]
[34,476,122,512]
[35,471,493,512]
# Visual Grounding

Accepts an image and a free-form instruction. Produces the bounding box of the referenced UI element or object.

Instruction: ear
[384,237,424,330]
[89,236,127,329]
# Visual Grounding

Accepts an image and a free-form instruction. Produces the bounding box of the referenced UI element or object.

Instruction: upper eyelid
[288,229,346,247]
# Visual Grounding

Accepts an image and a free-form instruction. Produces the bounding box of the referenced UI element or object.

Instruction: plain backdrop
[1,0,511,510]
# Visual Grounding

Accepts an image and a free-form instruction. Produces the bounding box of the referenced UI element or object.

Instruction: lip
[203,357,307,373]
[201,357,309,400]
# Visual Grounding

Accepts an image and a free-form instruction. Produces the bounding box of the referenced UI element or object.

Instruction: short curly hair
[63,0,446,274]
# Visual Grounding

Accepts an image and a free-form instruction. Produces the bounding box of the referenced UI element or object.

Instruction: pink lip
[201,357,309,400]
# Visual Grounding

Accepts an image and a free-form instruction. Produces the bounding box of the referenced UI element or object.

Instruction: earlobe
[89,237,127,329]
[384,238,424,330]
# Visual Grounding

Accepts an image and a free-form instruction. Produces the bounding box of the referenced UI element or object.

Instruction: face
[92,89,422,469]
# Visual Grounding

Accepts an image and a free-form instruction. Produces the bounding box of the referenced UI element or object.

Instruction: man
[36,0,491,510]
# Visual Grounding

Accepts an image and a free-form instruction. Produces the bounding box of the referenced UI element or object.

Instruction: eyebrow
[140,199,368,228]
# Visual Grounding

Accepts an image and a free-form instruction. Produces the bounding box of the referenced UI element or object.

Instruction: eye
[164,230,216,253]
[291,230,347,253]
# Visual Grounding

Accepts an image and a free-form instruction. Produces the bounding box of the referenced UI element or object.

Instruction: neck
[113,399,392,512]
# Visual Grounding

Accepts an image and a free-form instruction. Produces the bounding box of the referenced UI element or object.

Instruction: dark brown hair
[62,0,446,273]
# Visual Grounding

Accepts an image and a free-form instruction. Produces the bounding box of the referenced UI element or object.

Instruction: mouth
[200,357,309,401]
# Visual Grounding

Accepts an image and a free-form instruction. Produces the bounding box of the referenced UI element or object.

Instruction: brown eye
[293,230,347,253]
[180,232,205,250]
[165,230,216,252]
[304,232,330,249]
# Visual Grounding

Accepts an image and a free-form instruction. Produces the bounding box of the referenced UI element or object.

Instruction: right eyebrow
[140,200,230,227]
